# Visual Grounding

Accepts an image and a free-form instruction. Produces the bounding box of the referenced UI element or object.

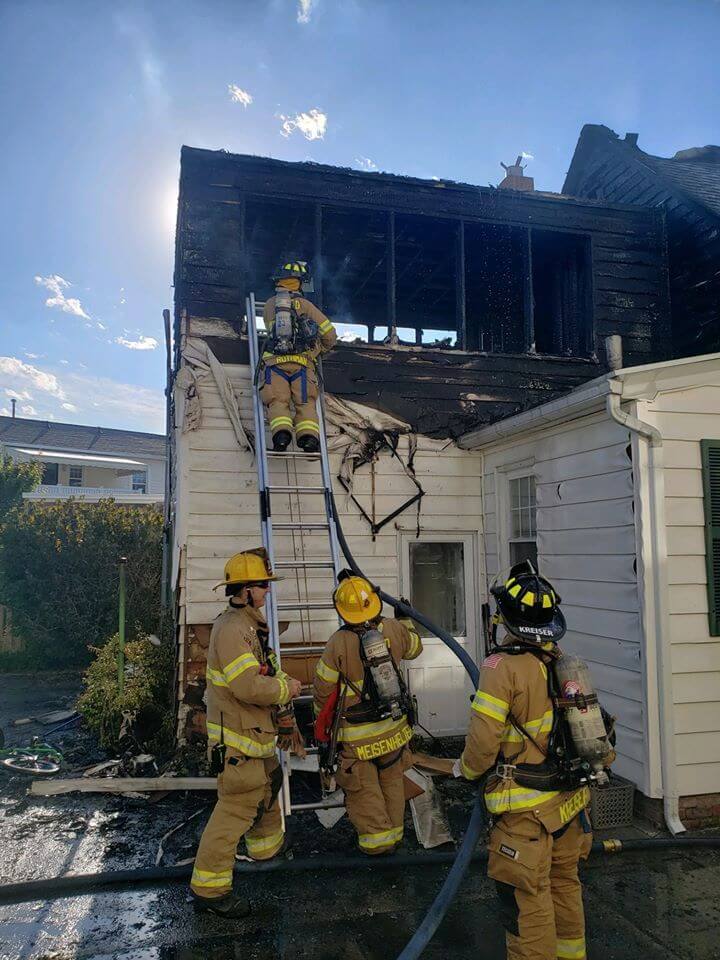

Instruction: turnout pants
[335,747,412,855]
[487,810,592,960]
[259,361,319,443]
[190,753,284,899]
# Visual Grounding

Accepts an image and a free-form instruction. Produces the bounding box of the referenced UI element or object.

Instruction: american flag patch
[483,654,503,670]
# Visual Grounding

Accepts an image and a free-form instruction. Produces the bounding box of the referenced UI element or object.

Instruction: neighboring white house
[172,315,720,829]
[0,415,166,504]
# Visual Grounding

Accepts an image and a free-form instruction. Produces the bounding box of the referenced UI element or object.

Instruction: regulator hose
[328,490,486,959]
[2,836,720,906]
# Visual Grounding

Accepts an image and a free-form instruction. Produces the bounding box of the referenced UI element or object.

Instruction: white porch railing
[24,484,161,503]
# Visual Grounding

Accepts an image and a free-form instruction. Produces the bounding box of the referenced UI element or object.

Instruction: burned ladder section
[246,293,344,816]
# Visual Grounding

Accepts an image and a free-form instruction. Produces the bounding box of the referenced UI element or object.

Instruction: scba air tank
[361,629,404,719]
[554,653,613,785]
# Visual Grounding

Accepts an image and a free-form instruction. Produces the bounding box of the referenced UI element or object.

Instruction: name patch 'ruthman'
[355,725,413,760]
[499,844,519,860]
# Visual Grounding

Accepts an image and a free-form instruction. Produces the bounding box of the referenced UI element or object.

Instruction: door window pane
[409,541,466,638]
[41,462,58,485]
[68,466,83,487]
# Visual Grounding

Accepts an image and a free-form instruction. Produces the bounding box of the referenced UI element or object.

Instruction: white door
[399,532,478,736]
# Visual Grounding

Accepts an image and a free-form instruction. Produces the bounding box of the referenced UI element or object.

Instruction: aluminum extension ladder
[245,292,344,816]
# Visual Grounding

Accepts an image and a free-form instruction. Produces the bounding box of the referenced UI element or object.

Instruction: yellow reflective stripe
[270,416,293,428]
[262,353,310,366]
[460,755,483,780]
[485,786,560,814]
[190,866,233,888]
[358,825,403,850]
[276,672,290,703]
[339,715,408,743]
[558,787,590,824]
[503,709,554,744]
[224,652,259,683]
[557,937,586,959]
[246,829,285,856]
[206,722,276,757]
[295,419,319,434]
[319,319,334,333]
[521,591,536,606]
[407,629,422,658]
[207,667,228,688]
[508,584,522,597]
[316,659,339,683]
[471,690,510,723]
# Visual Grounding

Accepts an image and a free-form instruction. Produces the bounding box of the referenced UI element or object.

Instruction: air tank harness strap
[264,364,308,403]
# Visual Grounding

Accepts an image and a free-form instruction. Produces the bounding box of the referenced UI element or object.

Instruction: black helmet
[490,560,566,645]
[271,260,310,283]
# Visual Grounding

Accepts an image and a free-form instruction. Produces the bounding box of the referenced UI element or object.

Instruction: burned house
[170,145,720,827]
[564,124,720,358]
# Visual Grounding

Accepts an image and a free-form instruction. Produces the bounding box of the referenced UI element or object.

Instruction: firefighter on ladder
[455,563,609,960]
[313,573,423,855]
[190,548,303,918]
[260,260,337,453]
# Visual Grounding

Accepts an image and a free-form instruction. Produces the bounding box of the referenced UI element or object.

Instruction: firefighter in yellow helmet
[455,561,614,960]
[312,572,424,855]
[260,260,337,453]
[190,548,303,918]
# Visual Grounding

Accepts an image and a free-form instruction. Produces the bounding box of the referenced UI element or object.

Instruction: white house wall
[642,383,720,796]
[173,361,485,734]
[480,413,650,792]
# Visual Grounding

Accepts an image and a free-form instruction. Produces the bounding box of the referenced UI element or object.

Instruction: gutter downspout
[606,382,686,835]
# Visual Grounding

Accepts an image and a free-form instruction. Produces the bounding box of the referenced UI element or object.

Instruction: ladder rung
[275,560,335,569]
[266,450,322,459]
[267,484,326,494]
[276,600,337,611]
[290,800,345,812]
[273,521,329,530]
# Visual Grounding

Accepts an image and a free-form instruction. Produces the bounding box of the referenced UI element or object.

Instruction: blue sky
[1,0,718,434]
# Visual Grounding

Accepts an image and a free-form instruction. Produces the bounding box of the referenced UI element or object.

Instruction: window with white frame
[68,466,83,487]
[408,540,466,638]
[131,470,147,494]
[508,475,537,568]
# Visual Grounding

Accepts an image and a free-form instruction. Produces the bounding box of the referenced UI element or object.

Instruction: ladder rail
[245,292,342,817]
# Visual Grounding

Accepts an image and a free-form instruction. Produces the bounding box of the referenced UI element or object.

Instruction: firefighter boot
[297,434,320,453]
[192,892,251,919]
[273,430,292,452]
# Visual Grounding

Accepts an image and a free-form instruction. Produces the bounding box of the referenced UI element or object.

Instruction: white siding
[644,384,720,796]
[480,414,650,792]
[173,361,485,733]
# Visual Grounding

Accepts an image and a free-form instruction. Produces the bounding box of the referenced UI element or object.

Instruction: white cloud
[96,321,107,331]
[228,84,253,107]
[5,388,32,402]
[355,157,377,171]
[61,402,78,412]
[34,274,91,320]
[297,0,316,23]
[115,334,159,351]
[20,404,37,416]
[60,359,70,365]
[24,352,40,360]
[0,356,66,399]
[521,151,534,161]
[279,108,327,141]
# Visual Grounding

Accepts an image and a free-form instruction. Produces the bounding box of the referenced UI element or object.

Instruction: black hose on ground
[2,836,720,906]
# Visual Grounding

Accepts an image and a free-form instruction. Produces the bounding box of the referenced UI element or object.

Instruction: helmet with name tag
[491,560,566,644]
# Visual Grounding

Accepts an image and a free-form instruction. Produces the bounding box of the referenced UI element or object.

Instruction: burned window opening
[464,222,527,353]
[531,230,592,357]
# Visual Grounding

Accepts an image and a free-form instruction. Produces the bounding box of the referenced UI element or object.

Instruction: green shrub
[0,499,163,669]
[77,633,174,753]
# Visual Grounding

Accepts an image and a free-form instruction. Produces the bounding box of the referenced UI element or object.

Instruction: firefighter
[455,562,606,960]
[313,573,423,855]
[260,260,337,453]
[190,548,303,918]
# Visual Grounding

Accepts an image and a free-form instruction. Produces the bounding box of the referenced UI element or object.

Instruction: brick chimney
[498,155,534,192]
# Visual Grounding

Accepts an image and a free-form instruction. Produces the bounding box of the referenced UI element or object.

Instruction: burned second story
[174,147,671,437]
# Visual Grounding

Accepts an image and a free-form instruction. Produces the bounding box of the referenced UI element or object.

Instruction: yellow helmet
[333,576,382,625]
[213,548,281,591]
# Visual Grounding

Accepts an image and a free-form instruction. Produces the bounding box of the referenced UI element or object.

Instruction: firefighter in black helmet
[259,261,337,453]
[455,561,608,960]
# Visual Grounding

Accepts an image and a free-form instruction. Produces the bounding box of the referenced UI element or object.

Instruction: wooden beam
[387,211,396,341]
[523,227,535,352]
[314,203,323,310]
[30,776,217,796]
[456,220,467,349]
